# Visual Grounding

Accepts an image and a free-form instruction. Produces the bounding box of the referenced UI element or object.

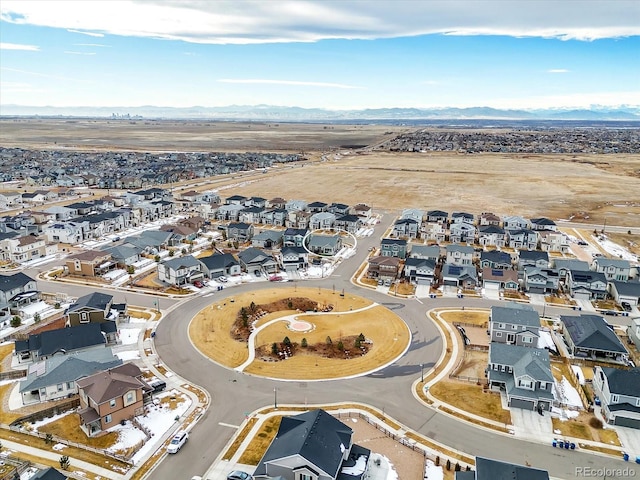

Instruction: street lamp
[274,387,278,409]
[420,363,424,383]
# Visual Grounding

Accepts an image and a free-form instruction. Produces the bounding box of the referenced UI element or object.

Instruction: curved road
[146,219,637,480]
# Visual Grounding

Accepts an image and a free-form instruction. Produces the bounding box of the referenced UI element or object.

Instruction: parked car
[218,276,228,283]
[384,279,392,287]
[621,302,632,312]
[149,380,167,393]
[227,472,252,480]
[377,279,384,286]
[167,431,188,453]
[193,280,204,288]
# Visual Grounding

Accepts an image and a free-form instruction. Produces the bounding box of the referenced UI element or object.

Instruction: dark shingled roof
[31,467,69,480]
[472,456,549,480]
[601,367,640,397]
[255,409,353,478]
[15,323,110,357]
[67,292,113,313]
[0,272,35,292]
[561,315,628,354]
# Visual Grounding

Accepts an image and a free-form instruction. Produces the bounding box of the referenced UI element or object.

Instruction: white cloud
[218,79,360,89]
[0,42,39,51]
[548,69,570,73]
[64,51,96,55]
[1,1,638,44]
[73,43,110,47]
[66,28,104,37]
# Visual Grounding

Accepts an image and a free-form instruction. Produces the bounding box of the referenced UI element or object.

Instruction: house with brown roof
[65,250,113,277]
[0,235,56,263]
[367,256,402,280]
[76,363,150,436]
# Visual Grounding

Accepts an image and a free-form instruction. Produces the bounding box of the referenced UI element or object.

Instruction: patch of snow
[594,235,638,262]
[20,466,40,480]
[367,453,398,480]
[30,411,74,429]
[537,330,556,350]
[570,365,585,385]
[340,443,346,454]
[424,459,444,480]
[119,328,141,345]
[116,350,140,361]
[554,428,562,434]
[566,410,579,419]
[351,418,358,423]
[341,455,367,475]
[553,376,584,408]
[52,443,66,451]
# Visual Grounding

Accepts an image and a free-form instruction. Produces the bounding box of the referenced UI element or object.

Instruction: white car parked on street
[167,430,188,453]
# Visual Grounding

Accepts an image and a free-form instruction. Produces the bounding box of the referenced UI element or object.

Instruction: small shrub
[54,302,61,309]
[59,455,70,470]
[283,336,291,346]
[446,459,451,471]
[271,343,278,355]
[435,455,439,466]
[337,341,344,351]
[301,338,308,348]
[10,316,21,328]
[589,417,603,429]
[455,462,461,471]
[326,336,332,345]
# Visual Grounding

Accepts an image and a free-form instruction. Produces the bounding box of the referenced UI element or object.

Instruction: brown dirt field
[188,287,410,380]
[430,380,511,425]
[440,310,489,327]
[453,350,488,378]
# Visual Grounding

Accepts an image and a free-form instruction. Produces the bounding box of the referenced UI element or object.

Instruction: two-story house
[567,270,608,300]
[334,214,362,234]
[380,238,407,259]
[449,222,476,244]
[280,246,309,272]
[426,210,448,224]
[609,280,640,308]
[226,222,254,243]
[408,244,440,262]
[445,244,474,266]
[592,258,631,282]
[65,292,119,330]
[0,272,37,312]
[310,212,337,230]
[391,218,419,239]
[530,217,557,231]
[479,250,512,270]
[553,258,589,282]
[157,255,204,286]
[65,250,113,278]
[507,228,538,250]
[517,250,549,270]
[368,256,402,280]
[477,225,506,247]
[77,362,151,436]
[561,314,628,363]
[488,343,554,411]
[283,228,308,248]
[489,305,540,346]
[538,230,569,253]
[502,215,530,231]
[404,258,437,285]
[523,267,559,294]
[592,366,640,429]
[237,247,279,275]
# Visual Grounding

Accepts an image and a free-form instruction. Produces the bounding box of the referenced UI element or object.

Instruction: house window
[611,395,619,403]
[523,336,532,343]
[519,379,532,388]
[66,382,73,389]
[57,384,64,392]
[80,312,89,323]
[104,414,112,424]
[496,332,502,337]
[126,392,134,403]
[110,399,116,408]
[297,474,313,480]
[499,323,505,329]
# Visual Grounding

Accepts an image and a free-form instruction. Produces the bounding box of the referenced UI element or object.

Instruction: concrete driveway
[574,298,596,312]
[415,284,431,298]
[510,407,553,440]
[616,426,640,459]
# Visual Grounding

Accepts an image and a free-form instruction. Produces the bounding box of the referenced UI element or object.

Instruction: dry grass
[579,444,623,456]
[36,413,120,449]
[429,380,511,425]
[238,416,282,465]
[438,405,510,434]
[552,417,593,441]
[597,427,621,446]
[439,310,489,327]
[222,417,258,461]
[453,350,488,378]
[0,343,15,372]
[0,384,24,424]
[127,308,154,320]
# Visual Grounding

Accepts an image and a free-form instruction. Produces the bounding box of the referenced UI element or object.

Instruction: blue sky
[1,1,639,110]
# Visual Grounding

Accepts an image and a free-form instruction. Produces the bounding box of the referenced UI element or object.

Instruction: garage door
[510,398,535,410]
[614,416,640,429]
[574,291,591,300]
[529,287,545,294]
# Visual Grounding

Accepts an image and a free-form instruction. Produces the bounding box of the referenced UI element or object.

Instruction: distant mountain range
[1,104,639,121]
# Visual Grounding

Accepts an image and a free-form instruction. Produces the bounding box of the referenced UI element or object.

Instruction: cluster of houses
[368,209,639,309]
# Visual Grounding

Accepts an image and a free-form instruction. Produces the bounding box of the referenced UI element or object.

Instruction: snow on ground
[367,453,398,480]
[551,407,580,420]
[570,365,585,385]
[115,350,140,361]
[119,328,141,345]
[537,330,556,351]
[341,455,367,475]
[424,459,444,480]
[594,235,638,262]
[20,466,40,480]
[128,316,151,323]
[553,376,584,408]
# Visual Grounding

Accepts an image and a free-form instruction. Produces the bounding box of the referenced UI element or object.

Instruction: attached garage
[573,290,591,301]
[509,398,535,410]
[613,416,640,429]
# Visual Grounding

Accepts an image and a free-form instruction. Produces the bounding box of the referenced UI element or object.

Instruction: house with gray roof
[157,255,203,286]
[239,205,265,224]
[553,258,589,281]
[334,214,362,234]
[199,252,241,278]
[308,234,343,256]
[489,305,540,346]
[593,366,640,429]
[455,456,549,480]
[400,208,424,223]
[506,228,538,250]
[627,317,640,351]
[285,199,308,212]
[307,201,328,213]
[14,323,113,365]
[449,222,476,244]
[254,409,370,480]
[226,222,254,243]
[530,217,557,231]
[260,208,288,227]
[124,229,173,253]
[215,203,245,221]
[30,467,69,480]
[101,244,141,267]
[238,247,279,275]
[592,257,631,282]
[609,280,640,307]
[409,244,440,262]
[488,343,554,411]
[523,267,559,294]
[441,264,477,289]
[0,272,37,311]
[252,230,283,249]
[567,269,607,300]
[426,210,448,223]
[503,215,530,231]
[310,211,337,230]
[404,258,436,285]
[422,220,447,242]
[517,250,549,270]
[451,212,474,224]
[391,217,419,239]
[478,225,506,247]
[561,314,628,363]
[281,246,309,272]
[380,238,407,259]
[479,250,512,270]
[327,202,350,216]
[19,348,121,405]
[445,244,473,266]
[283,228,308,247]
[482,268,519,294]
[66,292,118,332]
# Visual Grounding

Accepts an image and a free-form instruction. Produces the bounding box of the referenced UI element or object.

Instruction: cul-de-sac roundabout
[188,286,411,380]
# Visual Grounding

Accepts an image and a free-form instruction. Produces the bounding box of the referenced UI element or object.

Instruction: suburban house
[517,250,549,270]
[592,258,631,282]
[391,218,419,238]
[283,228,308,247]
[502,216,530,231]
[19,348,122,405]
[0,235,56,263]
[261,208,288,227]
[477,225,506,247]
[408,244,440,262]
[0,272,38,312]
[530,217,557,231]
[368,256,402,280]
[327,202,351,216]
[488,343,554,411]
[592,366,640,429]
[216,204,244,221]
[307,201,328,213]
[157,255,204,286]
[523,267,560,294]
[561,314,629,363]
[449,222,476,244]
[252,230,283,249]
[441,264,478,289]
[237,247,279,275]
[489,305,540,346]
[281,246,309,272]
[479,250,512,270]
[451,212,474,224]
[254,409,371,480]
[400,208,424,223]
[14,323,113,364]
[567,270,608,300]
[286,199,308,212]
[307,234,343,256]
[65,250,113,277]
[421,221,447,243]
[268,197,287,209]
[380,238,407,259]
[77,362,151,436]
[334,214,362,234]
[227,222,254,243]
[101,244,141,268]
[225,194,247,205]
[310,212,336,230]
[455,456,549,480]
[445,244,473,266]
[479,212,501,226]
[426,210,448,224]
[482,268,519,294]
[538,230,569,253]
[553,259,589,281]
[199,253,241,278]
[507,228,538,251]
[608,280,640,308]
[404,258,437,285]
[353,203,371,219]
[159,223,198,245]
[238,205,265,224]
[65,292,119,333]
[627,317,640,351]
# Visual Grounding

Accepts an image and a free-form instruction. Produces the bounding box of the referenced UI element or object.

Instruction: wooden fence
[0,370,26,381]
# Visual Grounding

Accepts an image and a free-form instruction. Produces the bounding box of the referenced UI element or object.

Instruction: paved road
[148,217,638,480]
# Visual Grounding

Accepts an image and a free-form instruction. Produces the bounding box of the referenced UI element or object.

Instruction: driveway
[574,299,596,312]
[529,293,546,305]
[616,426,640,459]
[510,407,553,440]
[415,284,431,298]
